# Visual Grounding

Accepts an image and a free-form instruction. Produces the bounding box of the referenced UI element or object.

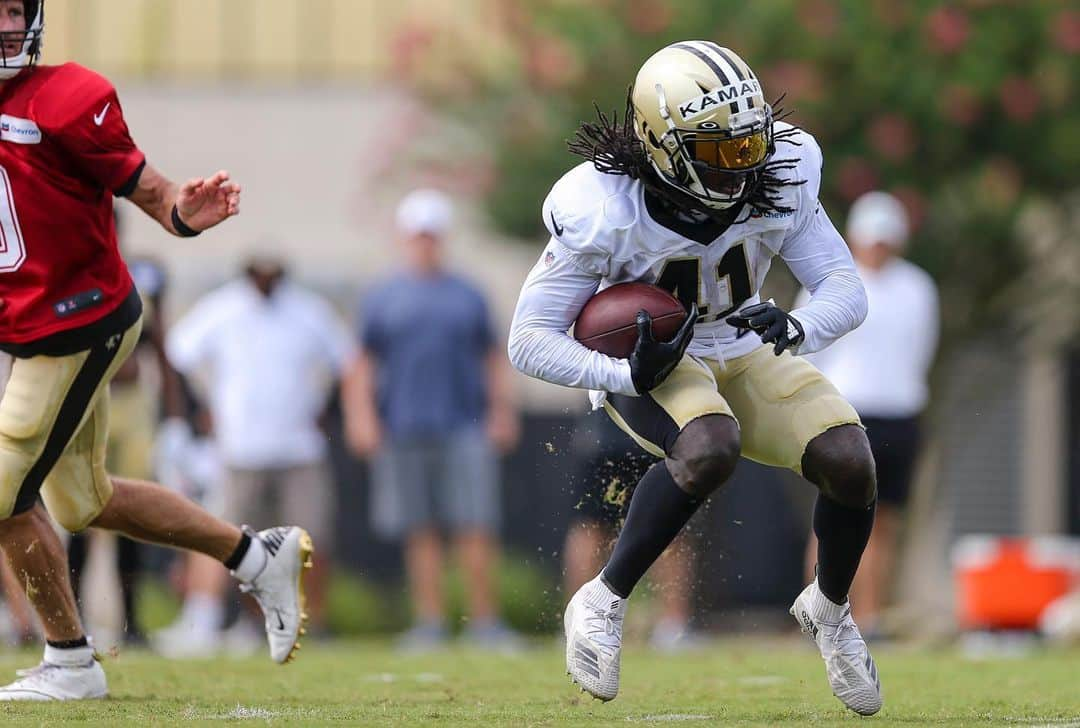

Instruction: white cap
[396,188,452,238]
[847,191,909,249]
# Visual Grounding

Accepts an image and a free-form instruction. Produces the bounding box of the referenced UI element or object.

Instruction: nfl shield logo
[543,251,555,267]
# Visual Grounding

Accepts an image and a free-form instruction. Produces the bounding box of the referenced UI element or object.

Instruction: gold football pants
[0,318,142,531]
[605,345,861,474]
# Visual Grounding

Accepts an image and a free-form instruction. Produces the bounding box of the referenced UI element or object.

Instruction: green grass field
[0,639,1077,726]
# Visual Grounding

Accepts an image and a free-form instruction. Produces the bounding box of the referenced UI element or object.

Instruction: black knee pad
[802,424,877,508]
[667,414,740,498]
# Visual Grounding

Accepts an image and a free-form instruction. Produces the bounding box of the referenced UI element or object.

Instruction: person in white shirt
[508,42,881,715]
[801,190,939,636]
[167,255,354,635]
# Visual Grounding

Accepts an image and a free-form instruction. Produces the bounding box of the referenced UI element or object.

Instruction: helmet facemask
[0,0,44,81]
[647,85,774,211]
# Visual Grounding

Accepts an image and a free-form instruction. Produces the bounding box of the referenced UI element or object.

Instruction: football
[574,282,687,358]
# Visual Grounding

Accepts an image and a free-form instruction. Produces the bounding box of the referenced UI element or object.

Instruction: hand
[725,301,805,355]
[175,170,241,232]
[629,303,698,394]
[486,407,520,454]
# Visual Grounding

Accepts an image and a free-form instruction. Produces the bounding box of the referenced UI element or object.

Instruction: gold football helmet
[632,41,772,211]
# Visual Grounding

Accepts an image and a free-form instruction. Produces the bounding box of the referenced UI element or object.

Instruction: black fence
[329,411,814,621]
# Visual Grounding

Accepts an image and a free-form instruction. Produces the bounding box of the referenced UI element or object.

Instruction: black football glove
[725,301,805,355]
[629,303,699,394]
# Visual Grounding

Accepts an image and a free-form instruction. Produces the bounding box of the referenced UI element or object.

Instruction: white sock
[44,643,94,667]
[230,536,268,583]
[588,573,628,614]
[179,593,224,634]
[811,578,849,623]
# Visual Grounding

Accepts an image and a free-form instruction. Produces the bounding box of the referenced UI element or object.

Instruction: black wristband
[171,205,201,237]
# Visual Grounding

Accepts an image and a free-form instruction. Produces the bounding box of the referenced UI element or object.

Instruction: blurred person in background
[165,255,353,642]
[800,191,939,637]
[564,412,704,651]
[150,383,231,658]
[344,189,520,652]
[66,256,180,647]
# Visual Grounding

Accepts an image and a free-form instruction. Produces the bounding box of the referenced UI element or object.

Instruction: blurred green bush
[138,553,561,638]
[326,555,561,636]
[407,0,1079,341]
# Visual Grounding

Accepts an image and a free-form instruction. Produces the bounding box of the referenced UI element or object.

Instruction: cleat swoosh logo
[275,610,285,631]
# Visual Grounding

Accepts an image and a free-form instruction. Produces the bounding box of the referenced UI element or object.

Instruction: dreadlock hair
[566,88,650,179]
[567,88,806,225]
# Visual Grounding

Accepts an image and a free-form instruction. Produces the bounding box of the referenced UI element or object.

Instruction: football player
[0,0,311,700]
[508,42,881,715]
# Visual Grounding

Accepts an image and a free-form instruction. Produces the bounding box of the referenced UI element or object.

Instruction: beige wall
[114,83,576,412]
[42,0,511,81]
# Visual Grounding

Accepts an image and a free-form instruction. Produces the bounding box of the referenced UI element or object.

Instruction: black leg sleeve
[601,461,703,598]
[813,493,876,604]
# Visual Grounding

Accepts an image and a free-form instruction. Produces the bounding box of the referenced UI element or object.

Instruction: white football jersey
[508,123,867,399]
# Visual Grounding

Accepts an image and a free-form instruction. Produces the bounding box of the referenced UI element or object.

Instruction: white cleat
[790,580,882,716]
[0,659,107,701]
[564,575,626,702]
[240,526,314,664]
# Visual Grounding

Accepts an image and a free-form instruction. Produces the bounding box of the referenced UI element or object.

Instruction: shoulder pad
[772,123,823,200]
[742,123,824,238]
[542,162,638,258]
[32,63,117,130]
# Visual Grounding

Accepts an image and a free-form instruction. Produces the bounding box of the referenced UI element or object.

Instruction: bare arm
[127,164,241,236]
[342,349,382,458]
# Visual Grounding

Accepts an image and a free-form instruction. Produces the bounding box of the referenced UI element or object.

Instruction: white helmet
[0,0,44,81]
[632,41,772,211]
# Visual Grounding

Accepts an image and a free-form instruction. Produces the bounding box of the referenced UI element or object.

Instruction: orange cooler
[952,536,1080,630]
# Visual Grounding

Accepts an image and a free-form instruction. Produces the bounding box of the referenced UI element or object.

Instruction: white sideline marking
[183,704,282,720]
[362,672,445,683]
[737,675,786,686]
[626,715,712,722]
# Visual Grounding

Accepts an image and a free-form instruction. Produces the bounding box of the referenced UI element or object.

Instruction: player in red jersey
[0,0,314,700]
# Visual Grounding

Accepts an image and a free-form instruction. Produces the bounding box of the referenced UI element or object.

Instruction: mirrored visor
[684,130,768,171]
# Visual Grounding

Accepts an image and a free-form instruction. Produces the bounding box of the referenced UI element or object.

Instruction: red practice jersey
[0,63,145,345]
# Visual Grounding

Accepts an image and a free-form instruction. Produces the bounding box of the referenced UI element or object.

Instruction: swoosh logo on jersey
[93,102,111,126]
[550,210,565,237]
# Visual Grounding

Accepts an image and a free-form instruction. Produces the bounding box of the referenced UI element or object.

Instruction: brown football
[574,282,687,359]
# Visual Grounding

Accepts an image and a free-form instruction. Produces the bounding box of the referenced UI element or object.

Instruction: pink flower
[836,158,880,202]
[891,186,927,232]
[867,114,916,162]
[760,61,824,105]
[1052,9,1080,53]
[526,35,584,91]
[797,0,840,39]
[924,6,970,55]
[998,75,1040,124]
[625,0,674,35]
[390,23,436,79]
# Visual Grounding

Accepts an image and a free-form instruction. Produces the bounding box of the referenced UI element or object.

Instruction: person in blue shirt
[344,189,520,651]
